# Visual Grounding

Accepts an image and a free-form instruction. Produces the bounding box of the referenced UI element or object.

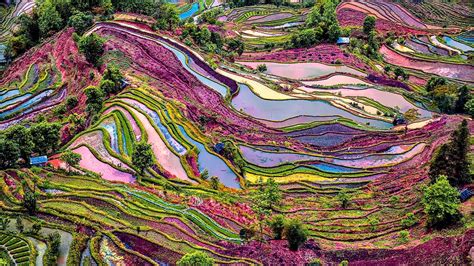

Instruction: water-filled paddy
[178,125,240,188]
[307,87,431,117]
[232,84,392,129]
[442,36,474,52]
[303,75,369,87]
[0,89,53,118]
[380,45,474,82]
[238,61,365,80]
[73,146,135,183]
[179,2,199,20]
[0,89,20,101]
[125,103,190,182]
[240,145,322,167]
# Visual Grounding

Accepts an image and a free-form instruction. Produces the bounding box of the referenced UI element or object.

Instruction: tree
[393,67,406,80]
[0,138,20,169]
[84,86,105,114]
[31,222,42,234]
[466,99,474,117]
[251,177,281,243]
[102,65,124,92]
[60,151,82,171]
[284,219,308,251]
[132,142,154,177]
[5,125,33,162]
[177,251,214,266]
[30,122,62,154]
[78,33,105,66]
[403,108,420,133]
[154,3,180,31]
[16,216,24,233]
[363,16,376,35]
[422,175,461,228]
[449,120,471,185]
[66,96,79,110]
[455,85,471,113]
[38,0,64,36]
[23,191,38,215]
[210,176,220,190]
[68,11,94,35]
[269,215,285,239]
[0,217,9,230]
[426,77,446,92]
[384,65,391,74]
[429,120,471,186]
[337,189,350,208]
[99,79,116,94]
[257,64,267,72]
[46,232,61,265]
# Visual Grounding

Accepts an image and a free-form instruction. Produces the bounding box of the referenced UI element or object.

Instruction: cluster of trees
[429,120,471,186]
[6,0,181,60]
[425,77,472,115]
[85,65,124,117]
[241,177,308,251]
[181,24,244,60]
[422,175,461,228]
[384,65,409,81]
[177,251,214,266]
[226,0,286,8]
[6,0,106,58]
[0,122,61,169]
[77,33,106,66]
[287,0,341,48]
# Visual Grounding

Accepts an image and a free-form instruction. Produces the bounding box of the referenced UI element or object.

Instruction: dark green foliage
[455,85,471,113]
[29,122,62,154]
[153,3,180,31]
[78,33,106,66]
[60,151,82,171]
[393,67,408,80]
[466,99,474,117]
[111,0,157,15]
[257,64,267,72]
[429,120,471,186]
[38,0,64,37]
[102,65,124,92]
[337,189,350,208]
[45,232,61,265]
[31,222,42,234]
[210,176,220,190]
[269,215,285,239]
[66,96,79,110]
[23,191,38,215]
[99,79,116,94]
[400,213,418,228]
[289,0,340,47]
[239,228,254,242]
[85,86,105,114]
[132,142,154,175]
[363,15,376,35]
[284,219,308,251]
[4,125,33,162]
[0,218,9,231]
[68,11,94,35]
[422,175,461,228]
[177,251,214,266]
[426,77,446,92]
[16,217,24,233]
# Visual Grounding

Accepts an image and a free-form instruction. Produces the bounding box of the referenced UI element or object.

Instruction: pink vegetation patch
[239,44,374,75]
[337,8,429,36]
[72,146,134,183]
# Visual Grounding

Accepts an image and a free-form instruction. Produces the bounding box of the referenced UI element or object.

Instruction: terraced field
[0,1,473,265]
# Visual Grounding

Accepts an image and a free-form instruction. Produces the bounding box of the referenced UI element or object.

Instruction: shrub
[284,219,307,251]
[399,230,409,244]
[401,213,418,228]
[269,215,285,239]
[422,175,461,228]
[177,251,213,266]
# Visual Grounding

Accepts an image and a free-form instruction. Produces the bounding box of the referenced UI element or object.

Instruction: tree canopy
[422,175,461,228]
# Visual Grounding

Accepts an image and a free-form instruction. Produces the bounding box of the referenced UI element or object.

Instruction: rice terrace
[0,0,473,265]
